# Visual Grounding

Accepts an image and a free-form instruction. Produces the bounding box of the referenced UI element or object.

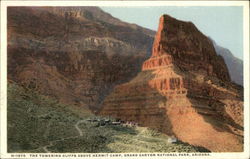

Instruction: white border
[0,1,248,6]
[0,1,249,159]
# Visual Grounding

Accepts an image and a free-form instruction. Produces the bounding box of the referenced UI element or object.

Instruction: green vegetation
[8,83,209,153]
[8,83,89,152]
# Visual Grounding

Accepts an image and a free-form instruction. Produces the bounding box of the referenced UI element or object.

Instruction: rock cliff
[99,15,243,152]
[7,7,154,110]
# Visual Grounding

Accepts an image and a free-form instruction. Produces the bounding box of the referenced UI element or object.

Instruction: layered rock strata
[99,15,243,152]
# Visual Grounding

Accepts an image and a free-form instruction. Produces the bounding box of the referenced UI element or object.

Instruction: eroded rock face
[7,7,154,110]
[99,15,243,152]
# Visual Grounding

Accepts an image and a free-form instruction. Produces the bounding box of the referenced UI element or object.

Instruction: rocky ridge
[99,15,243,152]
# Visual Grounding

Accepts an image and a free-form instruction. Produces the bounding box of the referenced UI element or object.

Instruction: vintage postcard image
[0,1,249,159]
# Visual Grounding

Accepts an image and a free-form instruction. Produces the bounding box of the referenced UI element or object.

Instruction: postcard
[0,1,249,159]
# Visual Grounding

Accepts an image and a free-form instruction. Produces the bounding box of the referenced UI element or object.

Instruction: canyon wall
[7,7,154,110]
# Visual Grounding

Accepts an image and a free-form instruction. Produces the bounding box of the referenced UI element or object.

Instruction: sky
[101,6,243,60]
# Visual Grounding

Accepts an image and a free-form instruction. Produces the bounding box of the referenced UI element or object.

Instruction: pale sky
[101,6,243,60]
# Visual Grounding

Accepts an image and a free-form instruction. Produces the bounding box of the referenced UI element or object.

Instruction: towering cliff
[7,7,154,110]
[99,15,243,152]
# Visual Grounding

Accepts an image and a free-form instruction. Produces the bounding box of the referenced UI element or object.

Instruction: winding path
[74,120,85,136]
[41,120,86,153]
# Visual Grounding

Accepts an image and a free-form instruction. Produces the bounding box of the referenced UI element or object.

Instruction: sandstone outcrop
[99,15,243,152]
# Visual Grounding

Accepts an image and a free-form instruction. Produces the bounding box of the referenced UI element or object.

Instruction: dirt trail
[75,120,85,136]
[41,120,85,153]
[43,143,52,153]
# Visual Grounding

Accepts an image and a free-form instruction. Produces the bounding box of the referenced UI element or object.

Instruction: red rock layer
[99,15,243,152]
[142,54,173,70]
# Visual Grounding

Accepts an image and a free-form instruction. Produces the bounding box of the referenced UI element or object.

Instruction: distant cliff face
[7,7,155,110]
[211,39,243,86]
[100,15,243,152]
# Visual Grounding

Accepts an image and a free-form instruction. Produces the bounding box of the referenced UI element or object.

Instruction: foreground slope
[8,82,208,153]
[99,15,243,152]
